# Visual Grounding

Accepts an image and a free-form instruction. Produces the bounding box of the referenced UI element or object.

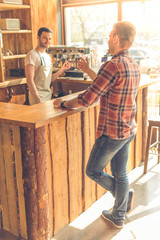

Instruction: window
[122,0,160,75]
[64,3,118,71]
[122,0,160,116]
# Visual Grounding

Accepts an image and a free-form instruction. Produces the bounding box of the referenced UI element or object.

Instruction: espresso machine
[46,46,90,80]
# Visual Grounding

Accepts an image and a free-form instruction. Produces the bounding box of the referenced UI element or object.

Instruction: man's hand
[54,98,63,108]
[62,60,71,71]
[54,97,81,109]
[78,57,89,73]
[78,57,97,81]
[52,61,71,81]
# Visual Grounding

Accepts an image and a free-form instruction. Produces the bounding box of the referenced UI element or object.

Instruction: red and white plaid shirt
[78,50,141,139]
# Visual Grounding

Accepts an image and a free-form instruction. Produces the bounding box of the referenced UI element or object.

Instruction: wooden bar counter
[0,75,159,240]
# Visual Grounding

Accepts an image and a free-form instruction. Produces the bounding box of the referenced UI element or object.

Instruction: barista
[25,27,70,105]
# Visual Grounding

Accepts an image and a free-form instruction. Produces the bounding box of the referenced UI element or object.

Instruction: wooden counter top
[0,75,159,128]
[0,91,93,128]
[0,78,27,88]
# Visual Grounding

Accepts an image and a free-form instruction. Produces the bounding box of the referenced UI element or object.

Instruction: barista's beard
[39,41,48,49]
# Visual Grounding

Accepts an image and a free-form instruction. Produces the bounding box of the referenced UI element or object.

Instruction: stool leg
[144,125,152,174]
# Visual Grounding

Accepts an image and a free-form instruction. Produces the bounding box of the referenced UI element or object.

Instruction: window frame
[61,0,143,44]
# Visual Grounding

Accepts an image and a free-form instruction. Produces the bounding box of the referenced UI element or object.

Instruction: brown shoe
[102,210,124,229]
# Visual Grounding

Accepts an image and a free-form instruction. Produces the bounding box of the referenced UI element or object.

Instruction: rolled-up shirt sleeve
[78,61,117,107]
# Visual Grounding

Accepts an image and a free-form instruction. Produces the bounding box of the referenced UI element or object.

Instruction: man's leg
[86,135,117,195]
[86,134,135,225]
[102,134,135,228]
[86,135,134,198]
[111,137,133,219]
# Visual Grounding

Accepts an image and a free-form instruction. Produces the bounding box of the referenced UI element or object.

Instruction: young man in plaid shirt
[54,21,140,228]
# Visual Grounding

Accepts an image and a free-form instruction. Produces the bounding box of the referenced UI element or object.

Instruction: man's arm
[25,64,41,103]
[52,60,71,81]
[78,57,97,81]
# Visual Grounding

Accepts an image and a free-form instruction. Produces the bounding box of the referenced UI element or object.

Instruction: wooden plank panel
[12,125,27,239]
[142,87,148,162]
[2,34,31,79]
[45,125,54,238]
[0,124,10,231]
[81,109,96,211]
[127,138,135,172]
[15,8,31,30]
[94,105,107,199]
[30,0,58,48]
[0,124,19,235]
[88,107,98,200]
[0,198,2,228]
[1,31,17,55]
[49,119,69,235]
[20,127,38,240]
[23,0,30,4]
[135,89,143,167]
[67,113,83,222]
[20,126,50,240]
[16,33,32,54]
[89,108,96,150]
[34,126,50,239]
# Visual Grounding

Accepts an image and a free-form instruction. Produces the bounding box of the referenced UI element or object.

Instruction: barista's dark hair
[37,27,52,37]
[113,21,136,49]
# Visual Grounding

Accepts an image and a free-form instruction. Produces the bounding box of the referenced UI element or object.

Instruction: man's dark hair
[37,27,52,37]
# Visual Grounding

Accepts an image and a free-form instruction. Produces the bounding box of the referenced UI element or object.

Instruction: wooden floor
[0,230,26,240]
[0,157,160,240]
[54,157,160,240]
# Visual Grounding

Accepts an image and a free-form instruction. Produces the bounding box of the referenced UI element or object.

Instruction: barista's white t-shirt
[25,48,52,68]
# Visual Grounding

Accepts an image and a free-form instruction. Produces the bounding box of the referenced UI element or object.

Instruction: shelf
[0,30,32,34]
[2,54,26,60]
[0,77,26,88]
[0,3,30,11]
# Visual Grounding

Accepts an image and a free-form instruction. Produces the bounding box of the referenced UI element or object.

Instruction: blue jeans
[86,134,135,220]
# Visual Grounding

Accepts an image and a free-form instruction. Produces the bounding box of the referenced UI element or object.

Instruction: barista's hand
[78,57,89,73]
[62,61,71,71]
[54,98,63,108]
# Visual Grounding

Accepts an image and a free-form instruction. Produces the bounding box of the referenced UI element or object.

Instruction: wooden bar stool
[144,117,160,174]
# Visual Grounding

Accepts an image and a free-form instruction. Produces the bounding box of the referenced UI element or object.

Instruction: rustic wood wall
[30,0,58,48]
[0,124,27,238]
[0,104,109,239]
[46,105,108,236]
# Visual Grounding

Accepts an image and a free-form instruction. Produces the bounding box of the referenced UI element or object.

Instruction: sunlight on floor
[69,192,114,230]
[136,171,156,184]
[128,155,159,184]
[126,210,160,240]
